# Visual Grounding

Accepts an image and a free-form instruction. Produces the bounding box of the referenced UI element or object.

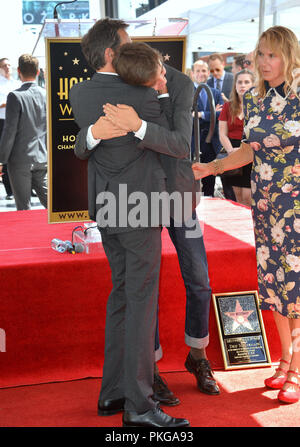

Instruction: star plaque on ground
[212,291,271,370]
[224,300,254,332]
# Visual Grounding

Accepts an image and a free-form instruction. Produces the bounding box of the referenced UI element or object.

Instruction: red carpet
[0,198,281,389]
[0,369,299,427]
[0,198,289,427]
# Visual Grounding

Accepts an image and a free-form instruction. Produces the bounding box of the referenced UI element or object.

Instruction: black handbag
[216,148,243,177]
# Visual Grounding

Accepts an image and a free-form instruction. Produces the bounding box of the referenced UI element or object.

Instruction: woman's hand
[192,162,213,180]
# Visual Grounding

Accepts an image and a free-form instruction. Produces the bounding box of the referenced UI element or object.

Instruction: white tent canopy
[136,0,299,33]
[134,0,300,67]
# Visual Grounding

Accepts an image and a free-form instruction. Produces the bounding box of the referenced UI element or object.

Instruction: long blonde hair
[254,26,300,98]
[229,69,255,122]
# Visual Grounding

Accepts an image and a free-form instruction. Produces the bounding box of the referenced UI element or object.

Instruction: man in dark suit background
[191,59,223,197]
[69,18,189,428]
[207,53,234,102]
[0,54,47,210]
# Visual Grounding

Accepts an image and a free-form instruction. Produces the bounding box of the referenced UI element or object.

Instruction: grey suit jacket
[73,66,200,224]
[70,73,185,231]
[0,82,47,164]
[140,64,200,219]
[207,71,234,100]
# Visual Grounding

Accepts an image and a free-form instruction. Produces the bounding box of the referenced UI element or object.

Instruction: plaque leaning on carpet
[213,291,272,370]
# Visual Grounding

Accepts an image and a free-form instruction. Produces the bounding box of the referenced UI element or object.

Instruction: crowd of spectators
[187,50,255,203]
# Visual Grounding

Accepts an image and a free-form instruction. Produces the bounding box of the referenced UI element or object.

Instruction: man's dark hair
[208,53,224,64]
[18,54,39,78]
[113,42,162,87]
[81,18,129,71]
[234,54,246,70]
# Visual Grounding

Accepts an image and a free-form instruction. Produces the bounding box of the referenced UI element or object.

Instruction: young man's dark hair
[18,54,39,78]
[113,42,162,87]
[81,18,128,71]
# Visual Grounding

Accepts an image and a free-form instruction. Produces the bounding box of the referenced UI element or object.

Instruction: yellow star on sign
[72,58,80,65]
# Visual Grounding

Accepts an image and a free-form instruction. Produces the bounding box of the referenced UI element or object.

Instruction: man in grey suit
[0,54,47,210]
[69,18,189,428]
[76,33,220,407]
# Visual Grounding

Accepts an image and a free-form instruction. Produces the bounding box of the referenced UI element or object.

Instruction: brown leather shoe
[185,353,220,395]
[152,373,180,406]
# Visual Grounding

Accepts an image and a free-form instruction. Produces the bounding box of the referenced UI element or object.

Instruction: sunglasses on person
[244,60,252,66]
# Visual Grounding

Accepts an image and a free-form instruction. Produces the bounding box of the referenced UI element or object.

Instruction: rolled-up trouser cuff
[185,333,209,349]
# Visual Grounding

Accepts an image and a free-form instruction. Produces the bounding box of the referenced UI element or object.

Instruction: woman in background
[219,69,255,207]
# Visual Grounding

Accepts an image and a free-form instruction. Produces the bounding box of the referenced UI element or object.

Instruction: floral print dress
[243,83,300,318]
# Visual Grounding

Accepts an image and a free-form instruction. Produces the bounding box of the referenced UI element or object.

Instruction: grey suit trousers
[8,161,47,210]
[99,226,161,413]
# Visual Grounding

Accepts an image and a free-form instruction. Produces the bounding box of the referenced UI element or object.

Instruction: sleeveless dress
[243,82,300,318]
[219,101,252,187]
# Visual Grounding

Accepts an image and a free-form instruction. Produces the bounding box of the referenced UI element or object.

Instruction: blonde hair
[254,26,300,98]
[229,69,255,122]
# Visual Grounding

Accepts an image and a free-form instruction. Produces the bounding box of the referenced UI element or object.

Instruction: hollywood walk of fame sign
[212,291,271,370]
[46,36,186,223]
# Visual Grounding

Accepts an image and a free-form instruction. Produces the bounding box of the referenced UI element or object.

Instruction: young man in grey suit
[103,62,220,402]
[69,19,189,428]
[75,25,220,408]
[0,54,47,210]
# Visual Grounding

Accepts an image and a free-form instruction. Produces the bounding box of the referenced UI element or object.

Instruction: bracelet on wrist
[212,159,224,176]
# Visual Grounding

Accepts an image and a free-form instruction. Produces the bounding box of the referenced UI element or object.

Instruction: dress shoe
[185,353,220,395]
[152,373,180,406]
[265,359,289,389]
[98,397,125,416]
[122,407,190,427]
[278,370,300,404]
[5,195,13,200]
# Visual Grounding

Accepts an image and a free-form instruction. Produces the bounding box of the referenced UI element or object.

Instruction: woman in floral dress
[192,26,300,404]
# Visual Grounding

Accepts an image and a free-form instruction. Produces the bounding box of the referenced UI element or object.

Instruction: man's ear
[104,47,114,64]
[17,67,23,81]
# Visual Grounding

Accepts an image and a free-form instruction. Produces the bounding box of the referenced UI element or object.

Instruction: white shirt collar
[96,71,119,76]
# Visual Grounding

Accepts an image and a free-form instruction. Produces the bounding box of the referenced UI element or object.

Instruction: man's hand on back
[103,104,142,133]
[91,115,128,140]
